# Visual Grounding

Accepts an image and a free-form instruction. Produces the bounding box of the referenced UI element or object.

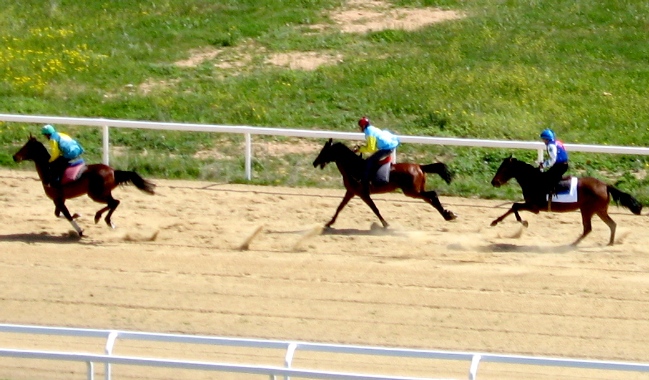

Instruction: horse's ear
[327,138,333,145]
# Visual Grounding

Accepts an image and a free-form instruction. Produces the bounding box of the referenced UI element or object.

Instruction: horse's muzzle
[491,178,501,187]
[12,155,21,163]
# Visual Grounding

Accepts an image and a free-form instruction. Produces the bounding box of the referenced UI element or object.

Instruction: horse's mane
[509,157,543,185]
[331,142,364,165]
[511,157,536,171]
[27,137,51,161]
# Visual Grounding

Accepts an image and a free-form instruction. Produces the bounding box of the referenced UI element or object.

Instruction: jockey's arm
[543,144,558,168]
[48,140,61,163]
[358,136,378,154]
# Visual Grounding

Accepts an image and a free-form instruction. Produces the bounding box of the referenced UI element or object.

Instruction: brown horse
[312,138,457,228]
[13,136,156,236]
[490,155,642,245]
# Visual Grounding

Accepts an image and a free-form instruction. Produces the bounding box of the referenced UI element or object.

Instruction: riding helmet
[539,129,555,141]
[358,117,370,129]
[41,124,56,136]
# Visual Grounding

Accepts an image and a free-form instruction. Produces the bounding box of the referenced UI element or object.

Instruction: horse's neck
[32,157,51,183]
[334,147,364,177]
[512,162,543,196]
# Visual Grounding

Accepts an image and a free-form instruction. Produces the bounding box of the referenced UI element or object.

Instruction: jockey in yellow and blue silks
[356,116,400,193]
[41,124,84,187]
[539,128,569,198]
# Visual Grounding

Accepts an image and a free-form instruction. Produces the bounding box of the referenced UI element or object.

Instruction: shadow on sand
[448,242,577,254]
[0,232,83,244]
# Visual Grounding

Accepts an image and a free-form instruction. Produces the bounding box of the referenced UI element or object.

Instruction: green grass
[2,0,649,202]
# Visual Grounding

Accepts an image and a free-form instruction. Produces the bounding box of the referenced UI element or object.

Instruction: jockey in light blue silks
[41,124,85,188]
[355,116,400,194]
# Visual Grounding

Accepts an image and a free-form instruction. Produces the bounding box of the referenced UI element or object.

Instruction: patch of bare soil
[265,51,344,71]
[172,0,464,72]
[329,0,464,34]
[1,168,649,379]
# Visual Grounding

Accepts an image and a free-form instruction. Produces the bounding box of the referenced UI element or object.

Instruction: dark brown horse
[490,155,642,245]
[312,139,457,228]
[13,136,156,236]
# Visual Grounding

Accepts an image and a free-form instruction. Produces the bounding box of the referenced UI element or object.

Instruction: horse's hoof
[490,221,498,227]
[522,221,529,228]
[444,211,458,221]
[72,213,81,219]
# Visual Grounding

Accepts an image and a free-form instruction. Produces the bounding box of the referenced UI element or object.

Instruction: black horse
[312,139,457,228]
[490,155,642,245]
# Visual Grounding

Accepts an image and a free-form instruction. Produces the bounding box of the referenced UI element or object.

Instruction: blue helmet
[540,129,555,141]
[41,124,56,136]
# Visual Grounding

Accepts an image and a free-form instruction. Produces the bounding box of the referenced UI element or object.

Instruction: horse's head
[490,155,518,187]
[13,135,50,163]
[313,138,335,169]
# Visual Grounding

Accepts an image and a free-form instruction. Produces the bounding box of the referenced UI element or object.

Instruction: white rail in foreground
[2,114,649,180]
[1,324,649,380]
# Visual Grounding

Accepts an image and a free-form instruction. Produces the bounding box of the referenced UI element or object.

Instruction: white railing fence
[1,324,649,380]
[2,114,649,181]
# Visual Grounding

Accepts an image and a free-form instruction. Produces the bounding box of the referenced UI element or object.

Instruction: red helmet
[358,117,370,129]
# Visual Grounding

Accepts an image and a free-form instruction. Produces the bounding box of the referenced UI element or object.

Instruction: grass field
[2,0,648,202]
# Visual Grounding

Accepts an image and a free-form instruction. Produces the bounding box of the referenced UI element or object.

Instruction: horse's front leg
[326,190,354,228]
[358,192,389,228]
[54,199,84,236]
[491,203,529,227]
[55,206,80,220]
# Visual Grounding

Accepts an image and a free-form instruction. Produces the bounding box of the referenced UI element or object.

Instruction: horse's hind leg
[94,198,120,228]
[597,211,616,246]
[102,198,120,228]
[89,189,120,229]
[420,190,456,221]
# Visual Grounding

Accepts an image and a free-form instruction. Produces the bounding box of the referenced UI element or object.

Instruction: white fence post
[104,331,119,380]
[245,133,252,180]
[102,125,110,165]
[87,361,94,380]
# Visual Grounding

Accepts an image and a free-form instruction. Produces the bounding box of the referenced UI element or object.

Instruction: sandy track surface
[1,168,648,380]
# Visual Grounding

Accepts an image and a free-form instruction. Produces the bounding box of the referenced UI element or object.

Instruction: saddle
[546,176,578,203]
[373,153,393,185]
[61,159,87,185]
[554,176,572,194]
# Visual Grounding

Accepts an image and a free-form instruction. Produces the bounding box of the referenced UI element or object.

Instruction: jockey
[355,116,400,193]
[41,124,85,188]
[539,128,569,198]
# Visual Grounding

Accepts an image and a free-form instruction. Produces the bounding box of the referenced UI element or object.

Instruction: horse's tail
[607,186,642,215]
[420,162,452,184]
[114,170,156,195]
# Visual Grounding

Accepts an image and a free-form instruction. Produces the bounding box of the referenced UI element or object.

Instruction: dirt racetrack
[1,168,649,380]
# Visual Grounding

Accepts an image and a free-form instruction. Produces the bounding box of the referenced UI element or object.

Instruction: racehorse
[13,136,156,236]
[312,138,457,228]
[490,155,642,245]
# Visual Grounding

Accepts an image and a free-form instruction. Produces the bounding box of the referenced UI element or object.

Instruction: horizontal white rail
[2,114,649,180]
[1,324,649,380]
